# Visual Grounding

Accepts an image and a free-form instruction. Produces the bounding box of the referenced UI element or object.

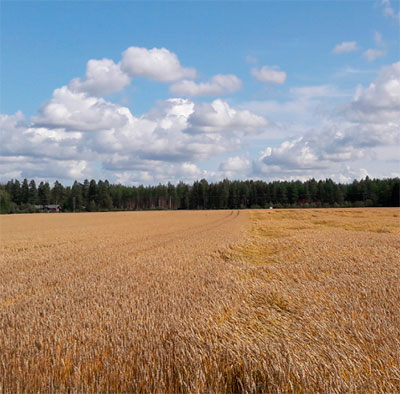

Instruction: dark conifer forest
[1,177,399,213]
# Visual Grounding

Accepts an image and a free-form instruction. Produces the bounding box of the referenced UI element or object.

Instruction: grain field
[0,208,399,392]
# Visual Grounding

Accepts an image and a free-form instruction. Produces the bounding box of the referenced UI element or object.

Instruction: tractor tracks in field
[0,211,244,310]
[0,211,239,279]
[133,210,242,257]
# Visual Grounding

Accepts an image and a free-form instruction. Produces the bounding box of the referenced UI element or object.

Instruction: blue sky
[1,0,399,185]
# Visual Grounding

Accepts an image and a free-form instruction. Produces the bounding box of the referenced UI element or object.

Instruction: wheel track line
[1,211,242,309]
[0,211,235,279]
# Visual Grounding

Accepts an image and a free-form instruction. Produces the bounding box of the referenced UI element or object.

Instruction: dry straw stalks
[0,208,399,392]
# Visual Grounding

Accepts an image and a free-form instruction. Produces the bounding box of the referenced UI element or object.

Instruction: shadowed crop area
[1,208,399,392]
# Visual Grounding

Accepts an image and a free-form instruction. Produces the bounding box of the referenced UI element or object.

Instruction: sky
[1,0,399,186]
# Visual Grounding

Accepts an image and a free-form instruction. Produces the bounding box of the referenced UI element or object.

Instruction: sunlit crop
[1,208,399,392]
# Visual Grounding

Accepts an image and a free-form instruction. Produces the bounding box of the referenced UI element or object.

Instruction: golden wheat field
[0,208,399,393]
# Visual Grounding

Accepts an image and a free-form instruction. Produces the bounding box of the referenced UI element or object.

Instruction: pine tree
[28,180,38,205]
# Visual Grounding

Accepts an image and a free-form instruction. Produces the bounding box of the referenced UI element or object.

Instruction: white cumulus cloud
[121,46,196,82]
[69,58,131,97]
[346,61,400,124]
[251,65,286,84]
[1,77,268,183]
[251,62,400,180]
[2,43,398,184]
[0,111,82,160]
[170,74,242,96]
[0,155,92,183]
[33,86,131,131]
[219,156,251,178]
[188,99,268,134]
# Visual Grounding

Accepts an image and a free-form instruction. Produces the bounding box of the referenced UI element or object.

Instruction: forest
[0,177,399,213]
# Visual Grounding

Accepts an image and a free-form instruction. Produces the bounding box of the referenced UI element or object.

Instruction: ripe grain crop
[0,208,399,392]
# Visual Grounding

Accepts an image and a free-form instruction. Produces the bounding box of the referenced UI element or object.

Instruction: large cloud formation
[69,46,197,97]
[346,62,400,124]
[253,62,400,181]
[0,44,266,184]
[1,43,398,184]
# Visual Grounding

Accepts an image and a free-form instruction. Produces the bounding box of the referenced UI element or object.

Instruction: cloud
[381,0,400,23]
[64,46,198,98]
[374,31,383,46]
[0,155,91,183]
[332,41,359,54]
[170,74,242,97]
[290,85,344,99]
[32,86,131,131]
[363,49,386,62]
[362,31,387,63]
[245,55,257,65]
[251,131,392,183]
[109,161,209,186]
[345,61,400,124]
[69,58,131,97]
[251,65,286,84]
[144,97,194,132]
[219,156,251,178]
[2,43,398,185]
[188,99,268,134]
[273,62,400,165]
[121,46,196,82]
[333,67,375,78]
[240,84,349,133]
[2,83,267,182]
[67,46,196,97]
[1,44,270,184]
[81,97,234,163]
[252,127,369,180]
[0,111,83,160]
[258,137,325,170]
[251,62,400,180]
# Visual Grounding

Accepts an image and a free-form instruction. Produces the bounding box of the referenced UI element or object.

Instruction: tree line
[0,177,399,214]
